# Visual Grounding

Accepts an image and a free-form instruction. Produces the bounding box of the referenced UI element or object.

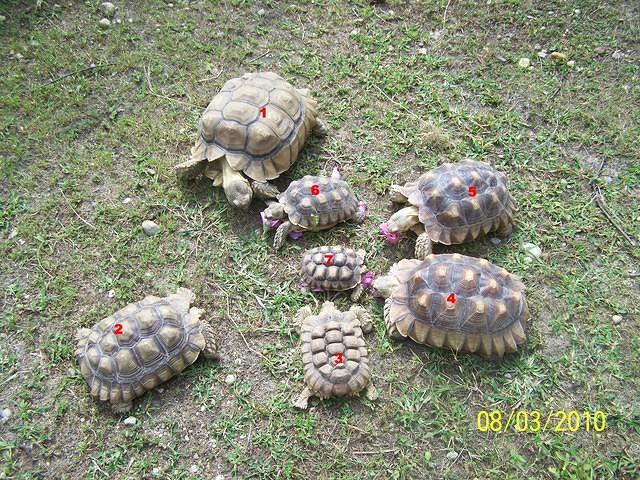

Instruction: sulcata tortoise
[75,288,218,412]
[175,72,326,209]
[381,160,516,259]
[373,254,529,357]
[300,246,371,301]
[293,301,377,409]
[261,173,366,250]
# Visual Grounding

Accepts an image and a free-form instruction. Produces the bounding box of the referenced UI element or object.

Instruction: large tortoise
[373,254,529,357]
[175,72,325,209]
[381,160,516,259]
[75,288,217,412]
[293,302,377,409]
[300,246,370,300]
[262,173,366,249]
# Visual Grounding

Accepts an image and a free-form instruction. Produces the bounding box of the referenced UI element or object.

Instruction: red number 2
[446,293,456,303]
[259,107,266,118]
[113,323,123,335]
[324,254,334,266]
[311,185,320,195]
[468,186,477,197]
[334,353,344,364]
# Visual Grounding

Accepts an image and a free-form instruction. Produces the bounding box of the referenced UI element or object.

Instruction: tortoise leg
[365,383,379,401]
[293,387,313,410]
[350,284,364,302]
[389,185,408,203]
[312,118,328,137]
[414,231,433,260]
[174,157,207,181]
[111,402,133,414]
[200,319,220,360]
[251,180,280,200]
[273,221,294,250]
[349,305,372,334]
[293,306,314,333]
[496,221,513,236]
[384,298,403,339]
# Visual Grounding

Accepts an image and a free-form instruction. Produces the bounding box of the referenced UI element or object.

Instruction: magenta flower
[289,230,303,241]
[260,210,281,230]
[357,201,367,219]
[380,223,402,244]
[331,166,341,180]
[361,271,374,290]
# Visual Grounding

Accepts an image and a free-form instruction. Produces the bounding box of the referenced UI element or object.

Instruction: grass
[1,0,639,479]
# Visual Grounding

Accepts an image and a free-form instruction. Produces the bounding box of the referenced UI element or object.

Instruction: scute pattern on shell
[190,72,320,182]
[300,309,370,397]
[280,175,359,231]
[76,293,205,406]
[301,246,363,291]
[401,160,516,244]
[386,253,528,357]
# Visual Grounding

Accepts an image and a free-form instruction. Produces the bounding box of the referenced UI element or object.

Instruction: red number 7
[324,254,334,266]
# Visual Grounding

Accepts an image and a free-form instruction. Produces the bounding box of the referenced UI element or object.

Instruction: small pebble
[14,53,24,60]
[123,197,132,204]
[189,465,199,474]
[1,408,12,424]
[100,2,116,18]
[123,416,137,426]
[107,289,115,298]
[446,451,459,461]
[489,237,502,246]
[521,242,542,258]
[518,57,531,68]
[142,220,160,236]
[601,175,613,183]
[612,315,623,325]
[152,467,161,476]
[98,18,111,28]
[524,256,533,264]
[225,374,236,385]
[611,50,625,60]
[0,15,6,23]
[257,8,265,15]
[350,29,359,36]
[214,476,225,480]
[418,47,427,55]
[537,50,547,58]
[567,60,575,67]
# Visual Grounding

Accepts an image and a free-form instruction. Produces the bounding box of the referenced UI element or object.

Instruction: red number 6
[311,185,320,195]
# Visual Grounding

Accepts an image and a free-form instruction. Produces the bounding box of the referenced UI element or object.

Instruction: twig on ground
[38,63,116,88]
[197,68,224,83]
[246,51,270,64]
[144,64,200,108]
[60,189,96,230]
[353,449,399,455]
[593,187,637,247]
[442,0,452,30]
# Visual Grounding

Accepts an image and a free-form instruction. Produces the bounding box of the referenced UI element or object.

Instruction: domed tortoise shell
[399,160,516,244]
[279,175,359,231]
[301,246,364,292]
[75,289,210,408]
[385,254,528,357]
[190,71,320,182]
[300,305,371,397]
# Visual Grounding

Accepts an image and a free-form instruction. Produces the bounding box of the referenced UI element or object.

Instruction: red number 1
[259,107,266,118]
[334,353,344,364]
[113,323,123,334]
[324,254,334,266]
[311,185,320,195]
[446,293,456,303]
[468,186,477,197]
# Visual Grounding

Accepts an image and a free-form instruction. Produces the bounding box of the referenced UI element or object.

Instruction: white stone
[107,289,115,298]
[142,220,160,236]
[521,242,542,258]
[489,237,502,246]
[99,18,111,28]
[257,8,265,15]
[567,60,575,67]
[214,476,225,480]
[612,315,623,325]
[0,15,6,23]
[350,29,359,36]
[225,374,236,385]
[152,467,161,476]
[612,50,625,60]
[537,50,547,58]
[418,47,427,55]
[123,416,137,425]
[100,2,116,17]
[0,408,12,423]
[446,451,459,460]
[524,256,533,263]
[189,465,199,474]
[518,57,531,68]
[123,197,132,204]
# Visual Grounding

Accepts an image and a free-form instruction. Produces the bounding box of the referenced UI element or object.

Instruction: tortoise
[300,246,371,301]
[75,288,218,412]
[373,254,529,357]
[380,160,516,259]
[261,173,367,249]
[293,301,377,409]
[175,71,326,209]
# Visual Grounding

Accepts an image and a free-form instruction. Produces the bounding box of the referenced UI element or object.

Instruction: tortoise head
[372,273,401,298]
[262,201,285,221]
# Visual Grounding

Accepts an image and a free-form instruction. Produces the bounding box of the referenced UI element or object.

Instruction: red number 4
[324,254,334,266]
[446,293,456,303]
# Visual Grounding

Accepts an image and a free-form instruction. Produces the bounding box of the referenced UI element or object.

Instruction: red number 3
[113,323,123,335]
[334,353,344,364]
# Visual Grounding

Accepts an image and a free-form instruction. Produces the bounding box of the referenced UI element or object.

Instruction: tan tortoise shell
[300,308,371,397]
[301,246,363,292]
[400,159,517,244]
[385,254,529,357]
[189,72,321,182]
[279,175,359,231]
[75,292,206,407]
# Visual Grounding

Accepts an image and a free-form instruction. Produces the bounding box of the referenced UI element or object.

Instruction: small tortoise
[373,254,529,357]
[75,288,217,412]
[301,246,370,301]
[262,174,366,250]
[381,160,516,259]
[175,72,326,209]
[293,302,377,409]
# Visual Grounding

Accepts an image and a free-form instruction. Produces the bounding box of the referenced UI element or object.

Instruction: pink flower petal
[331,166,341,180]
[357,200,368,219]
[312,287,325,293]
[260,210,281,230]
[289,231,303,241]
[380,223,402,244]
[361,271,374,290]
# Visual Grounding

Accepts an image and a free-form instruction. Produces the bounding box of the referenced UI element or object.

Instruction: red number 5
[468,186,477,197]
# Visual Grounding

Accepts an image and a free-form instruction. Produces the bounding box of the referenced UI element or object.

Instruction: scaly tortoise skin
[262,175,366,250]
[301,246,367,300]
[383,160,516,259]
[293,302,377,409]
[175,72,325,209]
[75,288,217,412]
[373,254,529,357]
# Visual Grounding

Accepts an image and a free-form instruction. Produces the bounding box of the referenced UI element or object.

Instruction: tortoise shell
[301,246,364,292]
[75,289,209,407]
[190,71,320,182]
[279,175,359,231]
[399,160,516,244]
[300,306,370,397]
[385,254,528,357]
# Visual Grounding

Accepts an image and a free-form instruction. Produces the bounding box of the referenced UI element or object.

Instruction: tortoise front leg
[273,221,294,250]
[251,180,280,200]
[413,225,433,260]
[312,118,328,137]
[348,305,372,334]
[365,383,379,401]
[495,221,513,236]
[350,284,364,302]
[384,298,403,339]
[293,386,314,410]
[111,402,134,414]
